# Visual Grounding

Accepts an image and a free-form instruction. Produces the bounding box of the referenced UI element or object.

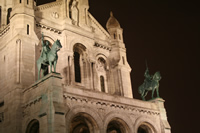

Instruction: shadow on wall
[36,0,56,6]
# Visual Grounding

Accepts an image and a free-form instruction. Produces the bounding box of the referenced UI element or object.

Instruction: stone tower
[0,0,171,133]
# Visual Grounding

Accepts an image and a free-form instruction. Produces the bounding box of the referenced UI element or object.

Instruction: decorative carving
[94,43,111,51]
[51,12,59,19]
[96,58,106,72]
[36,23,62,34]
[63,94,160,116]
[35,1,62,11]
[70,0,79,25]
[22,97,42,109]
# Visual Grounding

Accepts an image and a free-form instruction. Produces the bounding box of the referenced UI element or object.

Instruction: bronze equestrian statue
[138,63,161,101]
[37,33,62,80]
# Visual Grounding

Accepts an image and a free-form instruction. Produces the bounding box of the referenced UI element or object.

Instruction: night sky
[39,0,199,132]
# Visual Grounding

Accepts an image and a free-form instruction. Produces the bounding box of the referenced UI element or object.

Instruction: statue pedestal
[23,72,65,133]
[149,98,171,133]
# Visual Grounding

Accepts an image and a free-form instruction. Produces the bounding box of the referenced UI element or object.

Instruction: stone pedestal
[23,72,65,133]
[149,98,171,133]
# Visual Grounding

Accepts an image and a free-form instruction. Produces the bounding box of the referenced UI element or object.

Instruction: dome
[106,12,121,29]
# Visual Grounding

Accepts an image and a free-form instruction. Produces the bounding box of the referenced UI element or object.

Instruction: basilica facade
[0,0,171,133]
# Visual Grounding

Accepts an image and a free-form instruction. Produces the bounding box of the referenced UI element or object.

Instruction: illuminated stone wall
[0,0,170,133]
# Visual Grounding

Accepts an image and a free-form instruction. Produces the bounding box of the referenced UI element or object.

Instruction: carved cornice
[36,23,62,34]
[94,43,111,51]
[35,1,63,11]
[63,94,160,116]
[22,96,42,109]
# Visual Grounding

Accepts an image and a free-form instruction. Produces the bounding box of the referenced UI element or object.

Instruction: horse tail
[138,85,143,94]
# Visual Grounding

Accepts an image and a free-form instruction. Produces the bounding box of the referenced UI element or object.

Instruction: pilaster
[149,98,171,133]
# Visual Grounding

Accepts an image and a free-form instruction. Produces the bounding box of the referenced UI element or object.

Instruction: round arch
[134,116,159,133]
[37,34,56,47]
[69,38,93,53]
[104,111,133,133]
[65,105,103,133]
[25,119,39,133]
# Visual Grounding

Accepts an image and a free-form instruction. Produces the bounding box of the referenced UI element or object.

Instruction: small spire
[110,11,113,17]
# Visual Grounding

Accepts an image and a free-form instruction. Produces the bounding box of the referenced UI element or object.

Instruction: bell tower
[0,0,38,132]
[107,12,133,98]
[10,0,38,86]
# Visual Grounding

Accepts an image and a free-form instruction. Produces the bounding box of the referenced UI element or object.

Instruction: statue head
[45,40,50,46]
[153,71,161,81]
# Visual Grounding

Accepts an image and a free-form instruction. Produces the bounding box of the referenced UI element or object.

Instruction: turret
[8,0,38,85]
[107,12,133,98]
[10,0,35,36]
[106,12,124,48]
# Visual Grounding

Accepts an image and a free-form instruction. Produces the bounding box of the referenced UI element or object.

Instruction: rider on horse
[41,33,51,62]
[144,67,153,89]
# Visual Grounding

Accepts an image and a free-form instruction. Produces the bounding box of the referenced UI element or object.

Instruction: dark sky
[39,0,199,132]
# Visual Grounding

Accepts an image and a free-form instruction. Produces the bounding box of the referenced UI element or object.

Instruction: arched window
[7,8,12,25]
[74,51,81,83]
[113,33,116,39]
[27,24,29,35]
[122,56,125,65]
[107,119,129,133]
[119,34,121,40]
[100,76,105,92]
[137,124,154,133]
[73,43,86,84]
[69,113,99,133]
[26,119,39,133]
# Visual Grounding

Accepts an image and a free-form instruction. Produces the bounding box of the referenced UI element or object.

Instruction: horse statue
[138,71,161,101]
[37,39,62,80]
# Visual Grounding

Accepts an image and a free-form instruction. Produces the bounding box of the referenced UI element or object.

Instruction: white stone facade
[0,0,171,133]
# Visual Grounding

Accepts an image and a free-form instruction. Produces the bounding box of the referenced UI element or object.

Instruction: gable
[88,13,110,40]
[35,1,63,23]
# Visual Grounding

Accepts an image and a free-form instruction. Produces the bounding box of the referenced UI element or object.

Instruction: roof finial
[110,11,113,17]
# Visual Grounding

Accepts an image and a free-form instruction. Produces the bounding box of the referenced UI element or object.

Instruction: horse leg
[156,87,160,98]
[53,60,57,72]
[141,90,145,100]
[49,62,52,73]
[152,88,155,99]
[143,91,148,101]
[37,63,41,80]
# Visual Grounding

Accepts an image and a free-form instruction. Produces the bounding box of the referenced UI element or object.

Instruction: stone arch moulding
[23,117,39,133]
[134,116,159,133]
[95,54,108,69]
[65,105,103,133]
[69,38,93,53]
[103,111,134,133]
[25,119,40,133]
[37,34,56,47]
